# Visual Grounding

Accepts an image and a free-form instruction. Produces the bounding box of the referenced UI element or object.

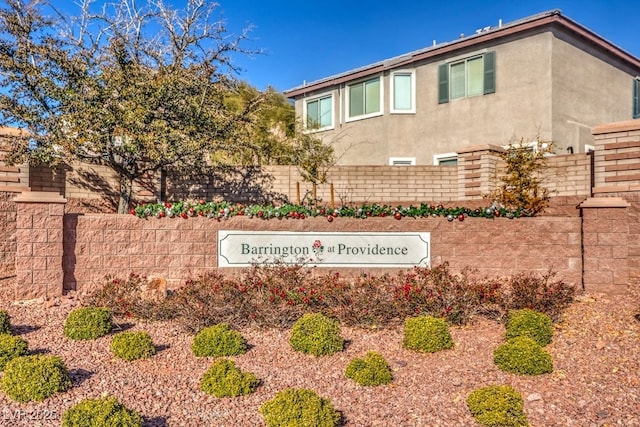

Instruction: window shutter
[483,51,496,95]
[438,64,449,104]
[634,79,639,119]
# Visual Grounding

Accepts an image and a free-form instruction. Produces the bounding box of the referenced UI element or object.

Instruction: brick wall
[0,192,17,279]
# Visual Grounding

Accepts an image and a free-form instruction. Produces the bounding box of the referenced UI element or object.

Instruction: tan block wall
[0,192,17,279]
[592,120,640,193]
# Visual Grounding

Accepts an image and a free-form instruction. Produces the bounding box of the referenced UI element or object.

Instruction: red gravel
[0,279,638,427]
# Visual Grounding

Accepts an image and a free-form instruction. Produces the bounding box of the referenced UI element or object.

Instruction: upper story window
[391,70,416,114]
[633,78,639,119]
[438,51,495,104]
[305,93,333,131]
[347,76,382,121]
[389,157,416,166]
[434,153,458,166]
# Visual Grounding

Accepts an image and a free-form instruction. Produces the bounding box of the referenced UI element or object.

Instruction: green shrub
[0,310,10,334]
[345,351,393,386]
[1,355,71,402]
[110,331,156,361]
[505,309,553,346]
[402,315,454,353]
[62,396,143,427]
[467,384,529,426]
[64,307,112,340]
[192,323,248,357]
[0,333,29,371]
[494,336,553,375]
[289,313,343,356]
[260,388,341,427]
[200,358,259,398]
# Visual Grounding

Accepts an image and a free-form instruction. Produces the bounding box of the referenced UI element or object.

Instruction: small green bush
[200,358,259,398]
[0,310,10,334]
[402,315,454,353]
[110,331,156,361]
[260,388,341,427]
[505,309,553,346]
[192,323,248,357]
[494,336,553,375]
[62,396,143,427]
[467,384,529,426]
[1,355,71,402]
[345,351,393,386]
[0,333,29,371]
[289,313,344,356]
[64,307,112,340]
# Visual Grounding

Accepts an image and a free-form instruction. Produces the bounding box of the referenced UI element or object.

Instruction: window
[634,78,639,119]
[389,157,416,166]
[438,51,495,103]
[305,94,333,130]
[391,70,415,113]
[434,153,457,166]
[347,77,382,120]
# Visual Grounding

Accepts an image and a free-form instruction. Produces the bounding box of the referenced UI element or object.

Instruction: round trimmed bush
[289,313,343,356]
[62,396,143,427]
[345,351,393,386]
[200,358,259,398]
[0,333,29,371]
[505,309,553,346]
[111,331,156,361]
[494,336,553,375]
[402,315,454,353]
[467,384,528,427]
[1,355,71,402]
[260,388,341,427]
[192,323,247,357]
[64,307,112,340]
[0,310,11,334]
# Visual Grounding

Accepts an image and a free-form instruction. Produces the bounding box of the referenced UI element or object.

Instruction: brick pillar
[456,144,504,200]
[592,119,640,194]
[14,191,67,300]
[580,197,630,293]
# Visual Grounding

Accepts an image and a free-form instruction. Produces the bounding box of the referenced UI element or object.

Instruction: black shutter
[483,51,496,95]
[438,63,449,104]
[634,79,639,119]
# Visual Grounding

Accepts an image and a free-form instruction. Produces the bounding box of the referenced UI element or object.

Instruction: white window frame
[390,69,416,114]
[389,157,416,166]
[345,75,384,122]
[303,92,334,132]
[433,153,458,165]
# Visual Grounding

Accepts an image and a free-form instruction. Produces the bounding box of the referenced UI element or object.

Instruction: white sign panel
[218,231,429,267]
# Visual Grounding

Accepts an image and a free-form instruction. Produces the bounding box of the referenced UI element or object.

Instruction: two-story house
[284,10,640,166]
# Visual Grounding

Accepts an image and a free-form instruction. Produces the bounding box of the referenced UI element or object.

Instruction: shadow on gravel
[30,347,51,355]
[69,368,94,386]
[144,416,169,427]
[11,324,40,334]
[110,322,136,333]
[155,344,170,354]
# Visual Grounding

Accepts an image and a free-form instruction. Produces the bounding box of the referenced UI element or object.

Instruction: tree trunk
[117,175,134,214]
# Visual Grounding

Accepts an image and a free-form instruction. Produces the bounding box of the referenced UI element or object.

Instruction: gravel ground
[0,279,639,427]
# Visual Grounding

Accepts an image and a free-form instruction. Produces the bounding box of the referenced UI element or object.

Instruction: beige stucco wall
[295,30,637,165]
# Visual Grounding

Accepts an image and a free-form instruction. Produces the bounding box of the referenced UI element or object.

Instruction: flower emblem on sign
[311,239,324,259]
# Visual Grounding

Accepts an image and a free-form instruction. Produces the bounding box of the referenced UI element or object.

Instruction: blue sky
[47,0,640,93]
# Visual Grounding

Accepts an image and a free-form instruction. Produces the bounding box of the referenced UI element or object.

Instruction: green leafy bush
[494,336,553,375]
[64,307,112,340]
[62,396,143,427]
[260,388,341,427]
[505,309,553,346]
[200,358,259,398]
[289,313,343,356]
[345,351,393,386]
[192,323,248,357]
[402,315,454,353]
[1,355,71,402]
[0,333,29,371]
[0,310,10,334]
[110,331,156,361]
[467,384,529,426]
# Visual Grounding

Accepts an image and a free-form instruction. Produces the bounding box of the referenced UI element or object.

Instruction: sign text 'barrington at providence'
[218,231,430,267]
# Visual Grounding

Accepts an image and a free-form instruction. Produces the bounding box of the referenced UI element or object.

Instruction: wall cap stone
[457,144,505,154]
[592,119,640,135]
[14,191,67,204]
[579,197,631,208]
